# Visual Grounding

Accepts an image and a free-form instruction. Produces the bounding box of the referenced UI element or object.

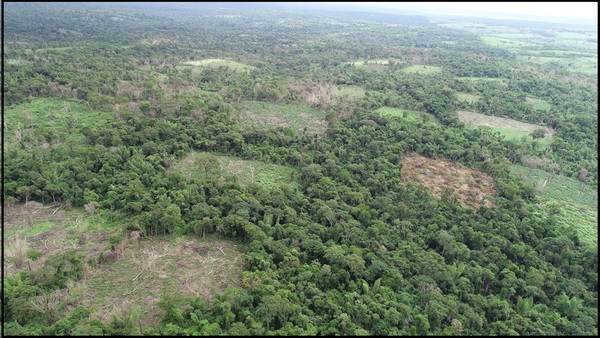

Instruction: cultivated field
[375,106,437,123]
[456,92,481,103]
[235,101,328,134]
[182,58,257,72]
[400,65,443,75]
[511,164,598,246]
[170,151,300,190]
[401,152,497,209]
[457,110,554,139]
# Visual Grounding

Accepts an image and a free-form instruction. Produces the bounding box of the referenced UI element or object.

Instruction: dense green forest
[3,2,597,336]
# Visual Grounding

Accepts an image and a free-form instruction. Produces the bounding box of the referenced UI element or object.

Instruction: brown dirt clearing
[3,201,243,330]
[401,152,497,209]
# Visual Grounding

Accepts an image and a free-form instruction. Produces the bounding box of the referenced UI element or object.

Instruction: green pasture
[237,101,328,134]
[375,107,437,123]
[512,164,598,246]
[400,65,442,75]
[182,58,257,72]
[525,97,551,111]
[4,97,113,146]
[170,151,300,191]
[456,92,481,103]
[481,36,539,48]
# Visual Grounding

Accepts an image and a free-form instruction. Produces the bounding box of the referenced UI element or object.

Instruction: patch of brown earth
[401,152,497,209]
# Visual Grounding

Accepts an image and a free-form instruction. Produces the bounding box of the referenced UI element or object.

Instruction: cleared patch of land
[236,100,328,134]
[525,97,551,111]
[75,235,242,329]
[457,110,554,138]
[521,55,597,74]
[4,98,113,148]
[347,59,404,72]
[456,77,508,83]
[481,36,540,49]
[375,106,437,123]
[401,152,497,209]
[170,151,300,190]
[2,201,243,330]
[511,164,598,246]
[456,92,481,103]
[511,164,597,209]
[182,58,257,72]
[400,65,442,75]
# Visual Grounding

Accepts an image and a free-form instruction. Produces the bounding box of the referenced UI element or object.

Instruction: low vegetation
[401,152,497,209]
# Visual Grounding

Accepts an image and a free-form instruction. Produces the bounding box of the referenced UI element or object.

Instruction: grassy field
[182,58,257,72]
[525,97,551,111]
[331,85,367,99]
[511,165,597,209]
[456,92,481,103]
[170,151,300,191]
[511,164,598,246]
[4,97,113,147]
[235,100,328,134]
[375,106,437,123]
[456,76,508,82]
[347,59,405,72]
[481,36,540,49]
[457,110,553,138]
[400,65,443,75]
[520,55,598,75]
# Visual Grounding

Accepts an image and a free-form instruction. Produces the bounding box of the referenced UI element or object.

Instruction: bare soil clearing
[401,152,497,209]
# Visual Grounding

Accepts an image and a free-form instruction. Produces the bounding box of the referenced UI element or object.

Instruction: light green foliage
[375,107,436,123]
[400,65,443,75]
[456,92,481,103]
[512,164,598,246]
[4,97,112,147]
[182,59,257,72]
[238,101,328,134]
[5,221,55,239]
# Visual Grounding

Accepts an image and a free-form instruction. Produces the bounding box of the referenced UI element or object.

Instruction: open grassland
[329,85,366,99]
[456,92,481,103]
[375,107,437,123]
[521,55,597,75]
[218,155,300,190]
[481,36,540,49]
[347,59,404,72]
[170,151,300,191]
[3,201,243,329]
[457,110,554,139]
[555,31,597,40]
[511,164,597,209]
[550,201,597,247]
[400,65,442,75]
[4,97,113,147]
[456,76,508,83]
[235,100,328,134]
[401,152,497,210]
[525,50,597,57]
[511,164,598,246]
[182,58,257,72]
[525,97,552,111]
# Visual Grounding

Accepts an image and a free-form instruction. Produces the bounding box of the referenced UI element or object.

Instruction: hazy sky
[357,2,598,21]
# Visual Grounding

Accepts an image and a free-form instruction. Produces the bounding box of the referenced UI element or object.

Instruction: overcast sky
[352,2,598,21]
